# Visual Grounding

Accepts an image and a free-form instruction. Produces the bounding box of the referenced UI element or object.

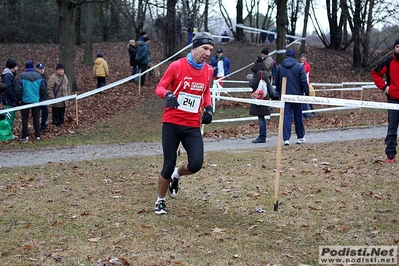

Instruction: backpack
[271,60,278,78]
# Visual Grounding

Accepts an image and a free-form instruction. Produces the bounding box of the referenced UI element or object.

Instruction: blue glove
[201,105,213,124]
[165,92,179,109]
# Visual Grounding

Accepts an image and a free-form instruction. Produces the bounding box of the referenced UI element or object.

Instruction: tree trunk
[275,0,287,64]
[83,2,94,66]
[74,5,81,45]
[300,0,310,55]
[352,0,361,68]
[235,0,245,41]
[362,0,374,68]
[165,0,177,58]
[57,0,77,92]
[204,0,209,32]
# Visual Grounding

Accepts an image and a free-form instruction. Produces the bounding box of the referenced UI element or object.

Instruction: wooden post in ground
[274,77,286,212]
[75,98,79,125]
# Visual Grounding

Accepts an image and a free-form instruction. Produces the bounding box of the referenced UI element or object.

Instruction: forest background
[1,0,399,144]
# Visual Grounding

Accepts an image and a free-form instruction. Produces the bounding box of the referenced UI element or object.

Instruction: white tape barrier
[0,94,77,114]
[282,95,399,110]
[216,95,284,108]
[217,94,398,111]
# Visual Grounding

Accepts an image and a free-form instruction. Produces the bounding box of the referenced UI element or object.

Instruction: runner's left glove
[165,92,179,109]
[201,105,213,124]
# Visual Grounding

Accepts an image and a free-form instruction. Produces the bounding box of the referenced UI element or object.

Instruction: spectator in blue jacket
[209,48,231,86]
[136,37,151,86]
[1,59,19,139]
[275,49,309,146]
[16,60,46,142]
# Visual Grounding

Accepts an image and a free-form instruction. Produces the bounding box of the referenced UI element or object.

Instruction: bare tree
[56,0,78,91]
[83,2,95,65]
[300,0,311,55]
[275,0,288,64]
[236,0,245,40]
[165,0,178,58]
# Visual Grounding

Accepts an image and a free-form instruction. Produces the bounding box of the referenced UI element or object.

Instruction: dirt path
[1,126,386,168]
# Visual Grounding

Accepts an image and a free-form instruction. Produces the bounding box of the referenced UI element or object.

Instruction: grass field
[1,136,398,265]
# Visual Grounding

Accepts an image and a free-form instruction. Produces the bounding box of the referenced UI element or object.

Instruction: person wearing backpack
[48,64,70,127]
[1,59,19,139]
[248,56,275,143]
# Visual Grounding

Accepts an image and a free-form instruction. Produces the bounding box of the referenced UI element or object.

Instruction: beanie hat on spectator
[6,59,17,69]
[286,49,296,58]
[25,60,34,69]
[140,31,147,36]
[261,48,269,55]
[56,64,65,70]
[254,56,263,64]
[96,53,103,58]
[394,38,399,47]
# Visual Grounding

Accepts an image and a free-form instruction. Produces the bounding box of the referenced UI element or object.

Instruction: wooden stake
[75,98,79,125]
[274,77,287,211]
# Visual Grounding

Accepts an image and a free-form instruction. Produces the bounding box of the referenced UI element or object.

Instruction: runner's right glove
[165,92,179,109]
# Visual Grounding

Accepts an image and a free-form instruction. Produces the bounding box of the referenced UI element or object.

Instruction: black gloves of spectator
[165,92,179,109]
[201,105,213,124]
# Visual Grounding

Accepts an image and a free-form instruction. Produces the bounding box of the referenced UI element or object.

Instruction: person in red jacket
[372,38,399,163]
[153,32,215,214]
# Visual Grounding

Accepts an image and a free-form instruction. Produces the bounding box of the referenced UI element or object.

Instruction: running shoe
[154,200,167,215]
[386,154,395,163]
[296,138,306,144]
[168,177,179,198]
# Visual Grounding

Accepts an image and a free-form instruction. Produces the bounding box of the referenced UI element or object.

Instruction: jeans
[96,77,106,88]
[139,63,148,86]
[385,101,399,155]
[283,102,305,141]
[52,106,66,126]
[257,116,266,141]
[40,105,48,129]
[21,105,40,138]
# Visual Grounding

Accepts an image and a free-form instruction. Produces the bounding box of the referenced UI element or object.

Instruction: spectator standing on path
[15,60,46,141]
[1,59,19,139]
[248,56,275,143]
[275,49,309,146]
[153,32,215,215]
[371,38,399,163]
[0,82,13,141]
[48,64,70,127]
[209,48,231,86]
[136,37,151,86]
[93,53,109,89]
[36,63,49,130]
[128,40,139,82]
[300,54,312,118]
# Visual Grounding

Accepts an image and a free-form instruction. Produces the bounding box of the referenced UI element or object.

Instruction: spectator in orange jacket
[93,53,109,89]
